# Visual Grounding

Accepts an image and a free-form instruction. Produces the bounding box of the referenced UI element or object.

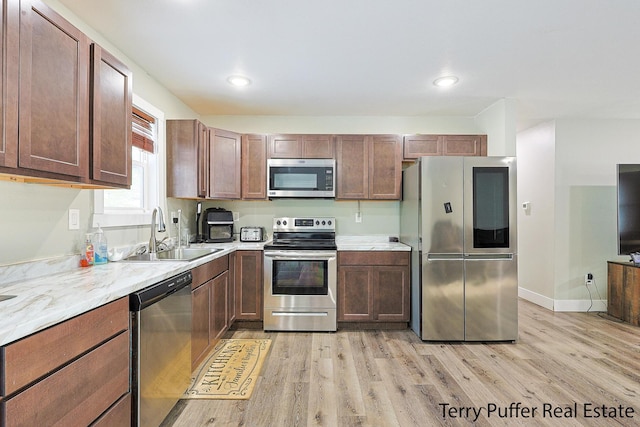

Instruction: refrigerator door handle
[463,253,514,261]
[426,253,464,261]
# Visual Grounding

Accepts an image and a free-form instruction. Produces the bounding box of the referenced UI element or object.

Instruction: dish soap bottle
[80,233,94,267]
[93,224,108,265]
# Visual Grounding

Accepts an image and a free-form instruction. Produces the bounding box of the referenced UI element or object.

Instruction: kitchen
[1,0,640,426]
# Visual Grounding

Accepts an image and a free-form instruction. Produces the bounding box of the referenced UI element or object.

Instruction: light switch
[69,209,80,230]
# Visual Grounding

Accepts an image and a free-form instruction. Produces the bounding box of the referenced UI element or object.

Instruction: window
[93,95,165,228]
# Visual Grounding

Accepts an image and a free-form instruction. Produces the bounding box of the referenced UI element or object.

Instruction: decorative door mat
[183,339,271,400]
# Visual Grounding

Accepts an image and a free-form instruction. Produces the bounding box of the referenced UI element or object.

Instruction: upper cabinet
[208,128,241,199]
[336,134,402,200]
[403,134,487,159]
[0,0,19,169]
[89,44,133,188]
[167,119,208,199]
[268,134,334,158]
[0,0,132,188]
[18,0,90,179]
[241,134,267,200]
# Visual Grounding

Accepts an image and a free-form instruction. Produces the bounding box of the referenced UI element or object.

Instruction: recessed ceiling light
[433,75,459,88]
[227,75,251,87]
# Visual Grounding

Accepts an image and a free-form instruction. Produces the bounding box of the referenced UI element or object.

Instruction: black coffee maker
[202,208,234,242]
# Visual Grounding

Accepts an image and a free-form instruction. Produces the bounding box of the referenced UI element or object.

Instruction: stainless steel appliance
[400,156,518,341]
[240,226,266,242]
[263,217,337,331]
[130,271,193,426]
[267,158,335,198]
[202,207,233,242]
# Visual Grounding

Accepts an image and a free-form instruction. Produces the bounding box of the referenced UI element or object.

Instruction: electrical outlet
[355,212,362,223]
[68,209,80,230]
[585,273,594,286]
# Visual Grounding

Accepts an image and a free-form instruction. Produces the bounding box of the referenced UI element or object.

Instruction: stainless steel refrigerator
[400,156,518,341]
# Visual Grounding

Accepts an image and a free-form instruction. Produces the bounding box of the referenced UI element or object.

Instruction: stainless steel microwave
[267,158,335,198]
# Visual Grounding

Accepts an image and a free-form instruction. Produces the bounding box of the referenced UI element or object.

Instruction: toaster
[240,227,266,242]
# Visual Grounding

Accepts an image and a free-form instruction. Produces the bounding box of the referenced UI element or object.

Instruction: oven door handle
[264,251,336,260]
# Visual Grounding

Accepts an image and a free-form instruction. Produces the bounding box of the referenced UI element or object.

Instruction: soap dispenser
[93,224,108,265]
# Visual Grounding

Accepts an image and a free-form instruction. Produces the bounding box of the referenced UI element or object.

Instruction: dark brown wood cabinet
[0,298,130,426]
[209,128,241,199]
[191,255,230,370]
[607,261,640,326]
[0,0,19,169]
[336,134,402,200]
[242,134,267,199]
[228,251,237,324]
[268,134,334,158]
[18,0,90,179]
[403,134,487,159]
[235,250,263,320]
[338,251,410,323]
[167,119,209,199]
[89,43,133,187]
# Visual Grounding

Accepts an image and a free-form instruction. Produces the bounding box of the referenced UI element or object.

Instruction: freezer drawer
[422,255,465,340]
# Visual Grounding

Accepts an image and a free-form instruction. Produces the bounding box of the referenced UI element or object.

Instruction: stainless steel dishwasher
[130,271,192,427]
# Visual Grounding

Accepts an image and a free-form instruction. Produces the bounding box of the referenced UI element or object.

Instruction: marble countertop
[0,242,264,346]
[336,235,411,251]
[0,237,409,346]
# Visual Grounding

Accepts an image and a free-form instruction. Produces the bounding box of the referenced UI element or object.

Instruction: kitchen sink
[124,247,222,262]
[0,295,17,302]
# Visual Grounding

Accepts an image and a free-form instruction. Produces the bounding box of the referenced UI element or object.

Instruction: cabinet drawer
[338,251,409,266]
[192,255,229,289]
[92,392,132,427]
[1,297,128,396]
[2,331,129,426]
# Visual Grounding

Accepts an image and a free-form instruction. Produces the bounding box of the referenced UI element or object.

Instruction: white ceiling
[57,0,640,129]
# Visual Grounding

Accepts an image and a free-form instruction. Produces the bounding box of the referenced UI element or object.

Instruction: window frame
[92,94,166,228]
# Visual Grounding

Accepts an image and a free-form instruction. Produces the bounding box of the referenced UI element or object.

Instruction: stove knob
[276,220,281,226]
[316,220,320,225]
[328,220,332,226]
[283,220,287,226]
[322,220,326,225]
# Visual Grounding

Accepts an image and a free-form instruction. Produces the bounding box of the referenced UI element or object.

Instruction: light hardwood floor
[164,299,639,426]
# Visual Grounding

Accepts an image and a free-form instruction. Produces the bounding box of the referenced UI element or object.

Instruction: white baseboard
[518,287,607,312]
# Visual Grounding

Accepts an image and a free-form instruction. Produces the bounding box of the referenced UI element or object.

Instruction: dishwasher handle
[130,270,192,311]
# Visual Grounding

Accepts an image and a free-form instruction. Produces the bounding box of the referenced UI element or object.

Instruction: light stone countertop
[0,237,409,346]
[0,242,264,346]
[336,235,411,251]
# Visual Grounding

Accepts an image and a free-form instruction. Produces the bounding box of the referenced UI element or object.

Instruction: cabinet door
[374,266,410,322]
[235,250,263,320]
[228,252,237,324]
[191,282,211,371]
[209,128,241,199]
[369,135,401,199]
[90,44,132,187]
[443,135,487,156]
[623,266,640,326]
[336,135,368,199]
[607,263,624,321]
[242,134,267,199]
[0,0,19,169]
[18,0,89,178]
[301,135,334,158]
[167,119,207,198]
[403,135,442,159]
[268,134,301,158]
[210,271,229,343]
[338,266,373,321]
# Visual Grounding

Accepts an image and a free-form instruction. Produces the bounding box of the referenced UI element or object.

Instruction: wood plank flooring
[163,299,640,426]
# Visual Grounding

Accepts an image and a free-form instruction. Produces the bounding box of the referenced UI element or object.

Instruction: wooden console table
[607,261,640,326]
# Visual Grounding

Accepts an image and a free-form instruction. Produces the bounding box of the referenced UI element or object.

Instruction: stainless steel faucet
[149,206,166,253]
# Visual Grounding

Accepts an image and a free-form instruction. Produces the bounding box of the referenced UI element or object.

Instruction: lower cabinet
[338,251,410,323]
[191,254,230,371]
[0,298,130,426]
[235,250,263,321]
[607,261,640,325]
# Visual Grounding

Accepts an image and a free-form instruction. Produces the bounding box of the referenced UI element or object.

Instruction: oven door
[264,250,337,331]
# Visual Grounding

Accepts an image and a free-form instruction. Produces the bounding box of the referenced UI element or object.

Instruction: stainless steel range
[263,217,337,331]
